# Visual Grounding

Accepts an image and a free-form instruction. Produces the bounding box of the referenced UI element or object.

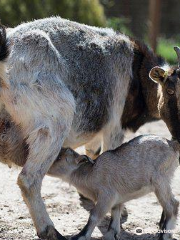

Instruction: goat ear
[75,155,93,165]
[149,66,167,85]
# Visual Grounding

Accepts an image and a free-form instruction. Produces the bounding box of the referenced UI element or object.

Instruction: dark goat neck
[122,40,165,132]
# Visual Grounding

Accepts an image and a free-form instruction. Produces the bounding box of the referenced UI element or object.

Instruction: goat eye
[167,88,175,95]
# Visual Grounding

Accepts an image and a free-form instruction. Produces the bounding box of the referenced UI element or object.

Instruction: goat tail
[0,24,9,61]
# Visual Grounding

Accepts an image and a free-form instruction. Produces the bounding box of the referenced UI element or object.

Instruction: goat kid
[49,135,180,240]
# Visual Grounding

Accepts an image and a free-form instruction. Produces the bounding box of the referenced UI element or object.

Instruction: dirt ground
[0,120,179,240]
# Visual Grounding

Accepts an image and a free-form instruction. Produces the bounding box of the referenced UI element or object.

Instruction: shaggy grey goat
[49,135,180,240]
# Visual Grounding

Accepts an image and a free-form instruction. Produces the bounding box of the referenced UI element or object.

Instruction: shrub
[0,0,106,27]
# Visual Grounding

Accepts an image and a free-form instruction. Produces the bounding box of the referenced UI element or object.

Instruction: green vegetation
[0,0,106,27]
[157,38,180,65]
[107,17,132,36]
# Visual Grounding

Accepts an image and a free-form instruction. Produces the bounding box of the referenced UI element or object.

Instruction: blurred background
[0,0,180,64]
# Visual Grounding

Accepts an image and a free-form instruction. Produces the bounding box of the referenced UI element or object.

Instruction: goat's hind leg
[104,204,123,240]
[1,30,75,239]
[154,179,179,240]
[159,210,166,230]
[17,97,74,240]
[17,124,69,240]
[17,106,74,240]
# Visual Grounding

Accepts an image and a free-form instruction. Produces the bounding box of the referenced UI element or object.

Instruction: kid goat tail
[0,24,9,61]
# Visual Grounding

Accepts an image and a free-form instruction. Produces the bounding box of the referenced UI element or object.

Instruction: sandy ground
[0,120,179,240]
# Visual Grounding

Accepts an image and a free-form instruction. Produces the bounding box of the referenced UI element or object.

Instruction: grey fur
[49,135,180,240]
[7,17,133,138]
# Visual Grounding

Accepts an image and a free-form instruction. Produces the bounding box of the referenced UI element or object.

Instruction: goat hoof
[38,225,67,240]
[114,233,121,240]
[158,233,173,240]
[104,230,120,240]
[71,235,87,240]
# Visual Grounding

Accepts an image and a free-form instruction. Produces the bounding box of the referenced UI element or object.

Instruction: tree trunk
[148,0,162,52]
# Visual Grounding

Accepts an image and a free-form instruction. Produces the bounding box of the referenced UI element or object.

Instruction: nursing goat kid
[1,17,180,239]
[49,135,180,240]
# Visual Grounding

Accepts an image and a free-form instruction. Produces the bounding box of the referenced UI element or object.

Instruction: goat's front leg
[2,83,75,239]
[71,195,113,240]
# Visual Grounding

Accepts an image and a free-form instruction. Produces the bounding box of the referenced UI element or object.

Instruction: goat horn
[174,46,180,66]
